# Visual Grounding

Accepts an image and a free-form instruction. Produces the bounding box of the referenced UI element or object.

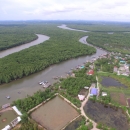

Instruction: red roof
[87,70,94,75]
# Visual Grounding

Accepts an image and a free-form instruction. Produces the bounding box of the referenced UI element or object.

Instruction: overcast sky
[1,0,130,22]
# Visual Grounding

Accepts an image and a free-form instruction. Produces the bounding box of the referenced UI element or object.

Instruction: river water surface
[0,25,107,106]
[0,34,49,58]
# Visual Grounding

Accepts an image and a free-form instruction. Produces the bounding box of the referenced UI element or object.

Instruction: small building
[2,125,11,130]
[12,106,22,116]
[78,95,85,101]
[90,88,98,96]
[11,117,21,127]
[113,66,118,73]
[87,70,94,75]
[119,66,125,71]
[120,60,126,64]
[84,86,89,89]
[89,64,94,69]
[102,92,107,96]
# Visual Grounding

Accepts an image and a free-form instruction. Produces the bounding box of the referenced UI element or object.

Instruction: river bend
[0,26,107,106]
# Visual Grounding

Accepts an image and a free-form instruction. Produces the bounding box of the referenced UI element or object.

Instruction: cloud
[0,0,130,21]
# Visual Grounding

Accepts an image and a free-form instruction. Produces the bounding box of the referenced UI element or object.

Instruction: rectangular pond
[101,76,127,88]
[0,110,17,130]
[31,96,79,130]
[84,100,130,130]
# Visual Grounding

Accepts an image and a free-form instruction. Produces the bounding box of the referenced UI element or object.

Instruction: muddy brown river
[0,25,107,106]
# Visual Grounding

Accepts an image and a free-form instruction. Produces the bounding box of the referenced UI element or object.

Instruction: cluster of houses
[113,60,130,76]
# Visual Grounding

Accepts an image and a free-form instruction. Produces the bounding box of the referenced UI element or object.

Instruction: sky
[1,0,130,22]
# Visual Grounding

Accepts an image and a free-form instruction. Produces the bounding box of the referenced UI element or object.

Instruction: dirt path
[80,86,100,130]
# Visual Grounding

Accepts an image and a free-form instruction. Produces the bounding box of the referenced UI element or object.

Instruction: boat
[6,96,10,99]
[39,81,48,85]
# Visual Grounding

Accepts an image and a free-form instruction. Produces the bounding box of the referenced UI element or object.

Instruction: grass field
[31,96,79,130]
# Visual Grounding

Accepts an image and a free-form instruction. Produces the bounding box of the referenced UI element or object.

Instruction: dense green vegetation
[68,22,130,32]
[0,25,37,51]
[13,121,43,130]
[87,32,130,54]
[0,24,96,84]
[13,89,55,113]
[67,23,130,54]
[61,68,96,97]
[94,57,115,72]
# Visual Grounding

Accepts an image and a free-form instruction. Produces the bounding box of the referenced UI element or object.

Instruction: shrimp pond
[31,96,79,130]
[84,100,130,130]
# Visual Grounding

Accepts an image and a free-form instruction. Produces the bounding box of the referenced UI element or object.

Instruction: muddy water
[0,34,50,58]
[0,110,17,129]
[0,26,107,106]
[58,24,89,32]
[31,96,79,130]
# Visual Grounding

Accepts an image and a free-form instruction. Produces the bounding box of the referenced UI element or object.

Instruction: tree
[21,113,28,123]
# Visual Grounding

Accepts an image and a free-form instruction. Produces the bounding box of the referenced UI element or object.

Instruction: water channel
[0,25,107,106]
[0,34,50,58]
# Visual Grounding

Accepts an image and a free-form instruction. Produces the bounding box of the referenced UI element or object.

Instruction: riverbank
[0,25,106,106]
[0,34,50,58]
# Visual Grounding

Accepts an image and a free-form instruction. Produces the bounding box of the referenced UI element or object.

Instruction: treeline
[0,24,96,84]
[87,32,130,54]
[13,89,54,113]
[94,58,115,72]
[0,25,37,51]
[67,23,130,32]
[13,121,43,130]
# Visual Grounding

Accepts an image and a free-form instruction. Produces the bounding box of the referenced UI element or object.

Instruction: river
[0,34,50,58]
[0,25,107,106]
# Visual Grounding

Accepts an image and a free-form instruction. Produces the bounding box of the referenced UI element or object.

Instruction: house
[120,60,126,64]
[87,70,94,75]
[113,66,118,73]
[90,88,98,96]
[102,92,107,96]
[89,64,94,69]
[119,66,125,71]
[84,86,89,89]
[78,94,85,101]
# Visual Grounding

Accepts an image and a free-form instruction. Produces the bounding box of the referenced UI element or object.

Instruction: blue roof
[91,88,98,95]
[120,60,125,63]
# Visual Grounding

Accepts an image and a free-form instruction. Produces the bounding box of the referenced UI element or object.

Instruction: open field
[84,100,130,130]
[98,72,130,106]
[0,110,17,130]
[31,96,79,130]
